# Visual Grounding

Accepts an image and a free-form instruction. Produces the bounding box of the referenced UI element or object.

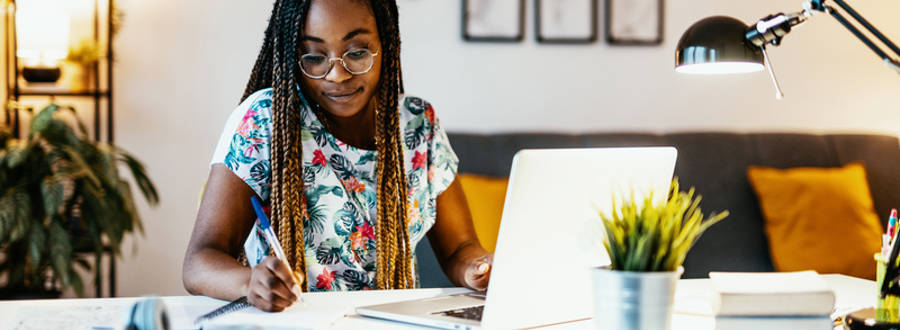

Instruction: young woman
[183,0,492,312]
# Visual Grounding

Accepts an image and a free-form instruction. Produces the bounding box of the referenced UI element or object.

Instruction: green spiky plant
[0,103,158,297]
[598,180,728,272]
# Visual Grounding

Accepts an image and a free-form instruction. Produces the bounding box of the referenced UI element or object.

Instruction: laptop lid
[481,147,677,329]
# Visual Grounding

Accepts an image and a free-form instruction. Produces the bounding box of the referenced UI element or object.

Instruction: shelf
[15,90,110,97]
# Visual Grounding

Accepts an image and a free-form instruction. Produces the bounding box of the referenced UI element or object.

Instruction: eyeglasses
[299,49,379,79]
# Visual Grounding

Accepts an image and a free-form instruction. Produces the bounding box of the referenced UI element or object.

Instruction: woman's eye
[303,54,327,65]
[346,50,368,60]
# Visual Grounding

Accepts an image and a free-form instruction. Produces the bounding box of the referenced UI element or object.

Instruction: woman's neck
[316,101,376,150]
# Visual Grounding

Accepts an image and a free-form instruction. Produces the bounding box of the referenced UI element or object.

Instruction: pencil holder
[841,254,900,329]
[874,253,900,322]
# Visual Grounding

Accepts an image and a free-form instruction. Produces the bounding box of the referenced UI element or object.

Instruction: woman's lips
[324,87,362,103]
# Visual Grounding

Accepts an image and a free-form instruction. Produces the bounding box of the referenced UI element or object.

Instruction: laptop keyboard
[435,305,485,321]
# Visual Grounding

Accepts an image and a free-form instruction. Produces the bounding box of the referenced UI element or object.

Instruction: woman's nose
[324,59,352,83]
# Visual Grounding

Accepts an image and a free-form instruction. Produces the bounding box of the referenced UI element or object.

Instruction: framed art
[536,0,598,44]
[463,0,526,42]
[605,0,664,45]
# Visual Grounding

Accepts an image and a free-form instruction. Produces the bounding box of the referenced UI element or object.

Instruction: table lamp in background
[674,0,900,99]
[15,2,71,83]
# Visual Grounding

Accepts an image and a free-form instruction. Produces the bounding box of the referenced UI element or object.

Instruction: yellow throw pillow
[747,163,883,280]
[458,174,508,252]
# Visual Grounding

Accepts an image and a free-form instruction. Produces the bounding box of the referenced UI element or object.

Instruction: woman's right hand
[246,256,303,312]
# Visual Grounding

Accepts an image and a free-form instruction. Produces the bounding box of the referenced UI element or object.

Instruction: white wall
[106,0,900,296]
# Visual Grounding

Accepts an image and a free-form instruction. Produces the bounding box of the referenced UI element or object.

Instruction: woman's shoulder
[399,94,438,129]
[230,88,275,136]
[240,88,275,115]
[399,94,434,117]
[398,94,444,151]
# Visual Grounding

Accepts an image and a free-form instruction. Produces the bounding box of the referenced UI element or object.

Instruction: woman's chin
[320,101,367,119]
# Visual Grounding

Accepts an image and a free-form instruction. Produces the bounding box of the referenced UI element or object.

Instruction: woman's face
[300,0,382,118]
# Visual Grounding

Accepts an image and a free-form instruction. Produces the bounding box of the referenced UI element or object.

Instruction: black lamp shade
[675,16,765,74]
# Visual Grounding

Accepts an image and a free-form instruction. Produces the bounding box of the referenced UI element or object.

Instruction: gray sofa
[416,132,900,287]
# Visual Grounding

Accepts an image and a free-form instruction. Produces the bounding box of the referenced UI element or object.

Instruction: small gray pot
[592,266,683,330]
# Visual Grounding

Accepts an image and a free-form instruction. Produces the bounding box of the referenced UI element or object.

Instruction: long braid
[242,0,411,291]
[370,0,413,289]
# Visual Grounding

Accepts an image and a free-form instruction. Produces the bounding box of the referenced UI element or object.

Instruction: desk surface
[1,274,875,329]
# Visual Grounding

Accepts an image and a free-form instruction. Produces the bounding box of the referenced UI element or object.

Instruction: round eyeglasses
[299,49,379,79]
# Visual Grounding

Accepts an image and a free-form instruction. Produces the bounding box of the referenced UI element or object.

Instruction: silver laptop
[357,147,678,329]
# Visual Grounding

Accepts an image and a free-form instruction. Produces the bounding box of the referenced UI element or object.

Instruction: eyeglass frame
[299,48,380,79]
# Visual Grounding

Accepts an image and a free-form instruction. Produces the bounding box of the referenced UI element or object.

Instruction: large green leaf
[48,218,73,291]
[5,191,32,243]
[58,145,101,187]
[27,224,46,270]
[29,104,60,135]
[116,147,158,205]
[5,139,32,168]
[0,192,13,242]
[41,177,65,217]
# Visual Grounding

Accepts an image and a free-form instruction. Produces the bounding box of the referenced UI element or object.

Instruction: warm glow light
[675,62,765,75]
[16,1,71,67]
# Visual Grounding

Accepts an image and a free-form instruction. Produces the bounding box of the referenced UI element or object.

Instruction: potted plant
[0,103,158,298]
[594,180,728,330]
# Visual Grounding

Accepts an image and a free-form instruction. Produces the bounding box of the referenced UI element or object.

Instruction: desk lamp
[674,0,900,99]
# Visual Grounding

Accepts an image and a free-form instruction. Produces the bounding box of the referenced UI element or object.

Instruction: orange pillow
[458,174,508,252]
[747,163,883,279]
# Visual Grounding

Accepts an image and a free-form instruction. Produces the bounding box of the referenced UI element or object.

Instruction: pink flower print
[428,164,436,183]
[412,151,426,170]
[316,267,337,290]
[356,223,375,241]
[236,108,259,138]
[312,149,327,167]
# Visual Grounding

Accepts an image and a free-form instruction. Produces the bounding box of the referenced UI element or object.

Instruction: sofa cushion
[747,163,882,279]
[458,174,508,252]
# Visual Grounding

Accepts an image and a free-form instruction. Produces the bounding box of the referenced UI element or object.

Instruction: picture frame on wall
[536,0,598,44]
[463,0,526,42]
[605,0,664,45]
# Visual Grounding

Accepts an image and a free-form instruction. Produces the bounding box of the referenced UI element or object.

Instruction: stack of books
[708,271,836,330]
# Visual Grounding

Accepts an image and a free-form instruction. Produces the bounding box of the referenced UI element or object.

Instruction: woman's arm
[182,164,299,311]
[428,178,492,290]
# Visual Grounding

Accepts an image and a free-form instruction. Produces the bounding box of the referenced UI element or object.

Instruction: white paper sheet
[198,301,350,330]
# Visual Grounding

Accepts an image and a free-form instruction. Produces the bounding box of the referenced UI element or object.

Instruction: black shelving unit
[3,0,117,298]
[4,0,114,143]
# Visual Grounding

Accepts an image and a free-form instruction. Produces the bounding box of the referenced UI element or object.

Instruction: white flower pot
[592,266,683,330]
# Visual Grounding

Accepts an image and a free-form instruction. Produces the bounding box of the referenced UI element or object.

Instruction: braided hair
[240,0,412,291]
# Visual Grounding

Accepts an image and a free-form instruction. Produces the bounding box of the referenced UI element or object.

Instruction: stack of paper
[709,271,836,316]
[708,271,836,330]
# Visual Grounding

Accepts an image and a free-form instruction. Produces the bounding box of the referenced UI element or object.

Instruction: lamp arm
[809,0,900,73]
[819,0,900,58]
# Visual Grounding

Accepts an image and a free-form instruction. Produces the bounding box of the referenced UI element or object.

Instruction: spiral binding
[193,296,252,325]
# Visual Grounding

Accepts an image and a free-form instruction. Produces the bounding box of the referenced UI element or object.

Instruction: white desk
[0,274,874,329]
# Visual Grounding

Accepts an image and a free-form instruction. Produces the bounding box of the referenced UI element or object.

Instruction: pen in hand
[251,196,304,303]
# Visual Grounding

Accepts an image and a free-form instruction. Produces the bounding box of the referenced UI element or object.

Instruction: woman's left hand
[461,253,493,291]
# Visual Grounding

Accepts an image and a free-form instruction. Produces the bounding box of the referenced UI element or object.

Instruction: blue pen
[251,196,303,300]
[251,196,289,263]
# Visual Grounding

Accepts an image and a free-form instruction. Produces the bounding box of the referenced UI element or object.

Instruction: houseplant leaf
[597,179,728,272]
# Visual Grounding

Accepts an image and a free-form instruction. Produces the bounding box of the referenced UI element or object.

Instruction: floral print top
[209,88,458,291]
